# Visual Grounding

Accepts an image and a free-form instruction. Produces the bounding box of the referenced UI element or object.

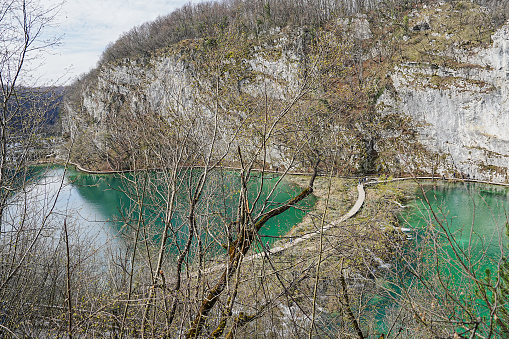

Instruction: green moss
[260,47,283,62]
[405,71,496,93]
[467,146,509,159]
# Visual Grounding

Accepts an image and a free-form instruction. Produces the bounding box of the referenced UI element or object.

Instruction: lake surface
[401,181,509,261]
[371,181,509,333]
[13,165,315,251]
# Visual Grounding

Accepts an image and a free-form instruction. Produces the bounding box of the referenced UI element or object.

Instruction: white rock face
[337,15,372,40]
[64,32,306,169]
[66,21,509,180]
[379,24,509,182]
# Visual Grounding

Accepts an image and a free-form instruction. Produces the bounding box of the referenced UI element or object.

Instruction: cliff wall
[64,4,509,180]
[63,29,308,170]
[379,24,509,181]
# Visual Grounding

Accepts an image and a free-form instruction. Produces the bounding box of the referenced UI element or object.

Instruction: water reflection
[7,165,315,253]
[402,181,509,261]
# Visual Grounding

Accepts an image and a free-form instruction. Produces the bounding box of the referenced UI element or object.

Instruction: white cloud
[26,0,191,86]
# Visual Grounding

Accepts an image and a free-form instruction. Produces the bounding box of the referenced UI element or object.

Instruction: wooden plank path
[245,183,366,262]
[199,184,366,276]
[376,176,509,187]
[200,176,509,275]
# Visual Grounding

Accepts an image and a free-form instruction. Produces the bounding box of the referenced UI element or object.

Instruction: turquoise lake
[15,165,316,251]
[401,181,509,261]
[371,181,509,333]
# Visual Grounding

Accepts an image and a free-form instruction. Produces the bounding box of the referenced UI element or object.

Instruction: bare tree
[0,0,83,336]
[56,1,509,338]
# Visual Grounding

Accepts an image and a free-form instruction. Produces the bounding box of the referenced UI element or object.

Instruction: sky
[31,0,191,86]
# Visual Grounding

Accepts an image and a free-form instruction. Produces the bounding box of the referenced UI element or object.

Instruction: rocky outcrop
[63,29,309,170]
[64,10,509,181]
[378,24,509,182]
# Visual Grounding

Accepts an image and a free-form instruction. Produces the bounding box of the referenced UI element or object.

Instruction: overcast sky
[32,0,191,86]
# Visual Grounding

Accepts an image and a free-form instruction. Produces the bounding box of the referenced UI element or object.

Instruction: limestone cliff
[63,1,509,181]
[378,9,509,182]
[63,29,309,170]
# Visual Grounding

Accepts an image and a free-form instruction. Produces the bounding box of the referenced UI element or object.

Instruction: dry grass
[400,1,495,66]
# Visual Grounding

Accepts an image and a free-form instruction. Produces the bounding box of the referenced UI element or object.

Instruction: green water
[369,182,509,334]
[401,181,509,261]
[22,165,315,250]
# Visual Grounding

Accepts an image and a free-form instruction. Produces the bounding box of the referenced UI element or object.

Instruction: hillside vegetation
[65,0,502,179]
[97,0,504,66]
[50,0,509,338]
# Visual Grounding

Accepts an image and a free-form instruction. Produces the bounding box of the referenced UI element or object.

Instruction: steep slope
[378,1,509,181]
[63,0,509,182]
[63,29,311,170]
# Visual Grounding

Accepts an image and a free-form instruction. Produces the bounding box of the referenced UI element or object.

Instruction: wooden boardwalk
[199,184,366,276]
[242,183,366,263]
[204,175,509,272]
